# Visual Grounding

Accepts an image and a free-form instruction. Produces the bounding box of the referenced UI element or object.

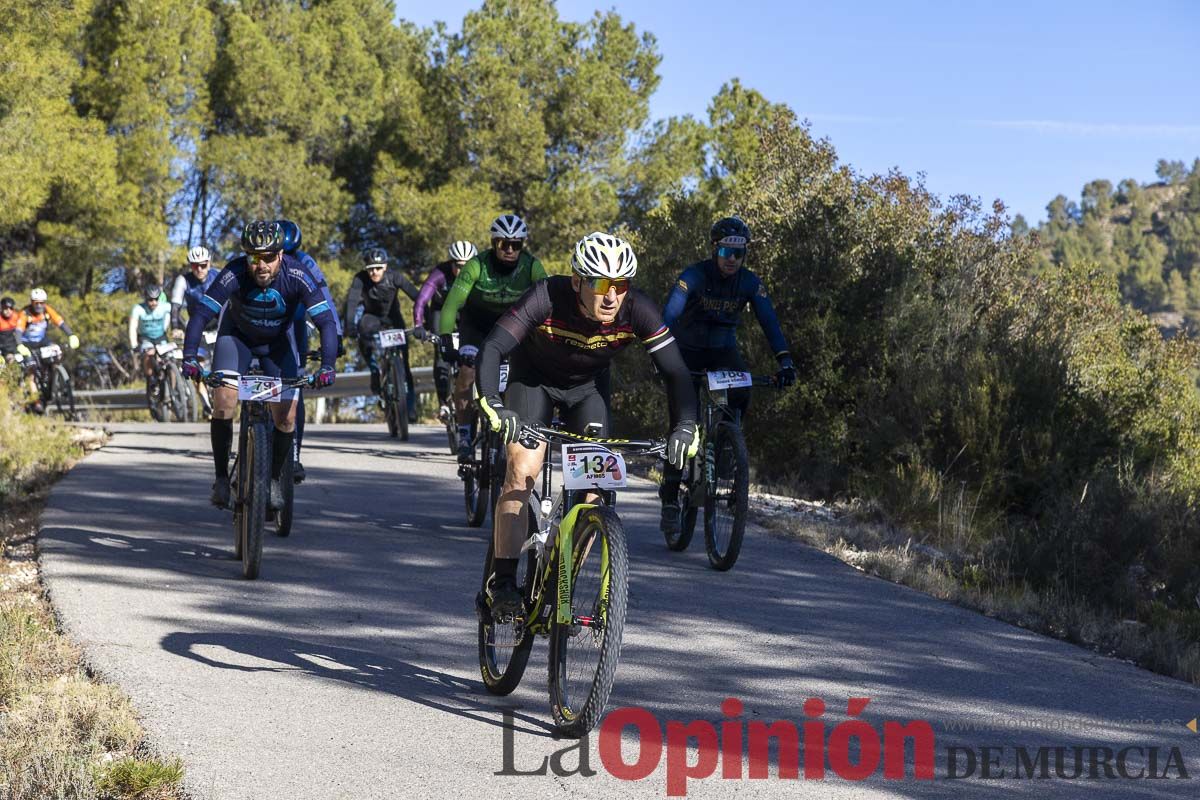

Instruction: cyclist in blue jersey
[182,221,338,510]
[278,219,343,484]
[128,283,172,380]
[657,216,797,537]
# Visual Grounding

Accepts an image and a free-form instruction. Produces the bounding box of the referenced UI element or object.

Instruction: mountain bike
[476,423,665,737]
[24,342,76,420]
[664,370,776,571]
[460,360,508,528]
[376,327,414,440]
[204,364,314,579]
[146,340,190,422]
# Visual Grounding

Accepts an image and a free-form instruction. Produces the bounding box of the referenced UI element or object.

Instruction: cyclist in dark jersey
[657,216,797,537]
[438,214,547,460]
[343,247,420,419]
[475,232,699,616]
[413,240,476,422]
[182,221,338,510]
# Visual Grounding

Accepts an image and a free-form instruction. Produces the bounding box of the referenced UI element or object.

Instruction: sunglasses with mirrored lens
[587,277,631,296]
[249,252,280,265]
[496,239,525,252]
[716,246,747,260]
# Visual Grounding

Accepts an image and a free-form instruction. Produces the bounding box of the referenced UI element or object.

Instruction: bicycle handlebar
[200,371,317,390]
[517,423,665,455]
[689,370,779,388]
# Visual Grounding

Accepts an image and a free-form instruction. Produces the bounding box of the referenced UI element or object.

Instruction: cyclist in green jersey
[438,214,548,461]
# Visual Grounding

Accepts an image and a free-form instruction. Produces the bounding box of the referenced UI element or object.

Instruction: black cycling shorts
[505,368,609,437]
[459,310,502,352]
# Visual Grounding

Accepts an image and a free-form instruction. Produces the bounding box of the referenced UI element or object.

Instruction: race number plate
[562,444,627,490]
[155,340,176,355]
[707,370,753,390]
[202,330,218,345]
[237,375,290,403]
[378,328,407,348]
[39,344,62,359]
[498,362,509,392]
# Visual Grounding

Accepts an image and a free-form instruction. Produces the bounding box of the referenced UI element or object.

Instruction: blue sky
[397,0,1200,224]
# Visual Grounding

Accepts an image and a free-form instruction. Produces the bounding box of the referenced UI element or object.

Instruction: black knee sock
[493,557,518,580]
[272,428,294,481]
[211,418,233,479]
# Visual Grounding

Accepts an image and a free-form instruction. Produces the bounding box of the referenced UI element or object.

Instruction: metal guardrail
[75,367,435,410]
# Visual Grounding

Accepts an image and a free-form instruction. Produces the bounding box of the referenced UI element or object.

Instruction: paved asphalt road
[39,423,1200,799]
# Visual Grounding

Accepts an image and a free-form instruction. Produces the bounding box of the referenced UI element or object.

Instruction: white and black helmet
[571,232,638,280]
[187,245,211,264]
[30,287,48,303]
[489,214,529,241]
[447,240,477,262]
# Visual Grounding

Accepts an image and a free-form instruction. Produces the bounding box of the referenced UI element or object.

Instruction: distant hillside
[1019,159,1200,334]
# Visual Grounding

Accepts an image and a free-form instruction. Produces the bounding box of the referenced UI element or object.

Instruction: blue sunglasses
[716,245,746,260]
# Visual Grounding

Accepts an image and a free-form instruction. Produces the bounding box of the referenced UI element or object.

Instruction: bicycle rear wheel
[704,420,749,571]
[274,442,294,537]
[548,505,628,738]
[240,420,270,579]
[477,531,537,695]
[665,462,699,551]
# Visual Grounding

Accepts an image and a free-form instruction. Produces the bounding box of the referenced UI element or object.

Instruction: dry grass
[751,490,1200,687]
[0,423,186,800]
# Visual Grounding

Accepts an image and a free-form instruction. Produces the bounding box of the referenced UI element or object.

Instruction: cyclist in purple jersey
[413,240,476,419]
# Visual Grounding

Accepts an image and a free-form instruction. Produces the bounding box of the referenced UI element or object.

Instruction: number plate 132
[562,444,627,490]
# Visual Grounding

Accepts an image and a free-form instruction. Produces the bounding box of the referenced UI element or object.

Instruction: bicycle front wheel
[53,365,76,421]
[240,420,270,579]
[548,504,629,738]
[393,355,409,441]
[704,420,749,571]
[464,419,488,528]
[166,364,187,421]
[488,435,505,524]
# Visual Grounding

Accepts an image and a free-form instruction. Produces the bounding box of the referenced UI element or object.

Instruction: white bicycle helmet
[447,240,477,261]
[187,245,211,264]
[571,232,638,279]
[489,214,529,240]
[30,287,48,303]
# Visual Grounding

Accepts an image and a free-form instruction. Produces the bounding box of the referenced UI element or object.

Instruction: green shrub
[617,117,1200,614]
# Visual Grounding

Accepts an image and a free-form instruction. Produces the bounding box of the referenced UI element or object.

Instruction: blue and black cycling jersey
[662,259,790,359]
[182,254,338,371]
[289,249,342,335]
